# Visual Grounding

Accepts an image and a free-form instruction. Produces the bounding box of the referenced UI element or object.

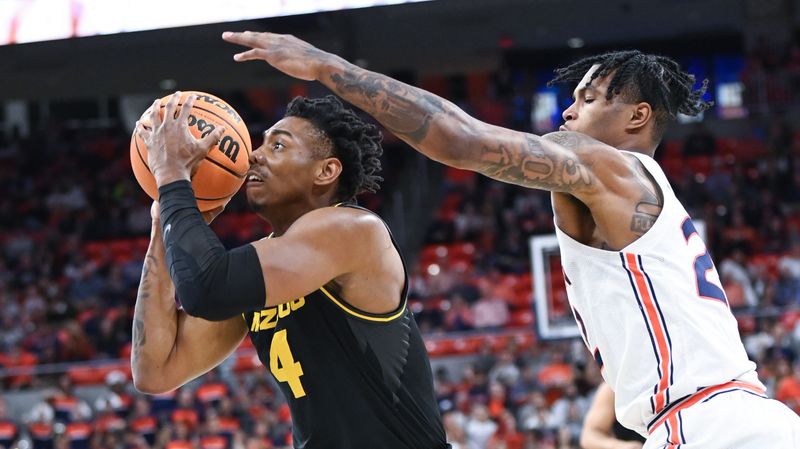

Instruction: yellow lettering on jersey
[291,296,306,310]
[250,298,306,333]
[277,302,291,318]
[259,308,278,330]
[270,329,306,398]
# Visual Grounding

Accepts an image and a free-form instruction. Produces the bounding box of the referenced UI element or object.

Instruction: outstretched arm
[222,31,630,201]
[131,204,247,394]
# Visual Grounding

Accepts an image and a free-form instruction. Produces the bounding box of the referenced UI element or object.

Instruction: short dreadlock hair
[548,50,713,141]
[285,95,383,202]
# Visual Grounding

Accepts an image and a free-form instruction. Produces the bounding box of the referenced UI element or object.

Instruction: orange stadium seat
[508,309,534,328]
[67,363,130,386]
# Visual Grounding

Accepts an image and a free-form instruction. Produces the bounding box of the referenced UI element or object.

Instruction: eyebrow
[263,128,294,140]
[571,85,596,101]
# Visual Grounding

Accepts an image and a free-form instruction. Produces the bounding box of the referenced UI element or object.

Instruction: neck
[259,195,336,236]
[615,136,657,157]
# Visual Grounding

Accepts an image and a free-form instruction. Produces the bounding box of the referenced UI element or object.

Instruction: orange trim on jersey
[665,414,681,448]
[625,253,672,413]
[648,380,766,435]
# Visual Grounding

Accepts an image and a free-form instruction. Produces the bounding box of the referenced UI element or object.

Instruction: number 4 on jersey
[270,329,307,398]
[681,218,728,306]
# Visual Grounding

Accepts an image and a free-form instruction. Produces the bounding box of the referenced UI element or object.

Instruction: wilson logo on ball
[130,91,251,211]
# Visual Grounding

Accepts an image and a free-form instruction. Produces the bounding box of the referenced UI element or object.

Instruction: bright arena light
[0,0,434,45]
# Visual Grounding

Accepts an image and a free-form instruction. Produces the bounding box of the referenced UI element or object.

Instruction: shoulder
[284,206,390,245]
[542,131,635,176]
[291,205,385,231]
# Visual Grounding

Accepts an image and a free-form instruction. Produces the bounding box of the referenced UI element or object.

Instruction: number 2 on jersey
[270,329,306,398]
[681,218,728,306]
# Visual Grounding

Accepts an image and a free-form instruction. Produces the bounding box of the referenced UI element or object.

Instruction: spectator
[51,376,92,423]
[171,388,200,432]
[443,410,476,449]
[0,398,19,449]
[444,293,475,332]
[129,397,158,446]
[517,390,553,433]
[465,404,498,449]
[719,248,758,307]
[486,382,509,420]
[473,286,510,330]
[776,361,800,414]
[537,352,574,389]
[487,410,524,449]
[489,351,520,387]
[776,243,800,306]
[549,385,587,431]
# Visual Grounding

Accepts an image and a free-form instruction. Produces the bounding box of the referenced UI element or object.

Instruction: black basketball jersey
[243,205,448,449]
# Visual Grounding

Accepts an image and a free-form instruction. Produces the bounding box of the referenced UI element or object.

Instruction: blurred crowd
[0,37,800,449]
[742,35,800,114]
[0,366,297,449]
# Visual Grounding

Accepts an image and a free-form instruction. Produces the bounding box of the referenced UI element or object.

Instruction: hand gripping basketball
[136,92,226,186]
[131,91,250,211]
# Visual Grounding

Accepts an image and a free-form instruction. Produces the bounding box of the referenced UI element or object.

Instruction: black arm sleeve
[158,180,267,321]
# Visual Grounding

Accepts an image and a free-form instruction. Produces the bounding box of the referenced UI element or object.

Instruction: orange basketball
[130,91,251,211]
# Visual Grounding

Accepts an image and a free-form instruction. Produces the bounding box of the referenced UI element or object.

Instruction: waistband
[647,380,767,434]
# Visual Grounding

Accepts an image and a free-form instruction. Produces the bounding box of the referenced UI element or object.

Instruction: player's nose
[562,103,577,122]
[249,146,266,165]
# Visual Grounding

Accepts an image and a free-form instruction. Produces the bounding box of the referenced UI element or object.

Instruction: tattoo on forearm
[328,70,446,144]
[133,319,146,346]
[629,160,663,235]
[478,136,593,191]
[132,254,157,360]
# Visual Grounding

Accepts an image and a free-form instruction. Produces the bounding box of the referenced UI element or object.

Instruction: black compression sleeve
[158,180,267,321]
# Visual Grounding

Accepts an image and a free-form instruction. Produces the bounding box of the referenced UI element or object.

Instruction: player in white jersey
[222,33,800,447]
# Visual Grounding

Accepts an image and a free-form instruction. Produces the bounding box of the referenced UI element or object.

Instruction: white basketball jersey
[555,151,763,435]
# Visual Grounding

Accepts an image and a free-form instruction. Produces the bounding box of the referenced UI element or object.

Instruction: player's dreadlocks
[548,50,713,140]
[286,95,383,202]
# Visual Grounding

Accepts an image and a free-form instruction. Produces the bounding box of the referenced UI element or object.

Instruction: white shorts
[644,383,800,449]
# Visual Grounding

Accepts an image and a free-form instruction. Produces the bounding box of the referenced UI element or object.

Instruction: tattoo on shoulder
[328,70,446,143]
[478,135,593,192]
[629,160,663,235]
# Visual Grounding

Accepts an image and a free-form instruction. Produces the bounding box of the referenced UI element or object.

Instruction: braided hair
[285,95,383,202]
[548,50,713,140]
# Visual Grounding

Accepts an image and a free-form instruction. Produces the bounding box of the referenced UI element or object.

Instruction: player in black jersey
[131,94,449,449]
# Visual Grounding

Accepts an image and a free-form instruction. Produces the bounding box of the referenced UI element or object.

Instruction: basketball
[130,91,251,211]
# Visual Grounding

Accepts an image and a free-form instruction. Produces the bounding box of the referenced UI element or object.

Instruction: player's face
[560,64,635,147]
[246,117,331,213]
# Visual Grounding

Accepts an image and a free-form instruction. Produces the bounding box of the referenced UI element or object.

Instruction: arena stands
[0,26,799,449]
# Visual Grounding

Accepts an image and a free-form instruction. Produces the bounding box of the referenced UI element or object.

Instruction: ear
[314,157,343,188]
[626,102,653,133]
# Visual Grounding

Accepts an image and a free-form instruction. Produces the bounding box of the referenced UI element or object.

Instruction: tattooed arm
[131,203,247,394]
[222,31,636,201]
